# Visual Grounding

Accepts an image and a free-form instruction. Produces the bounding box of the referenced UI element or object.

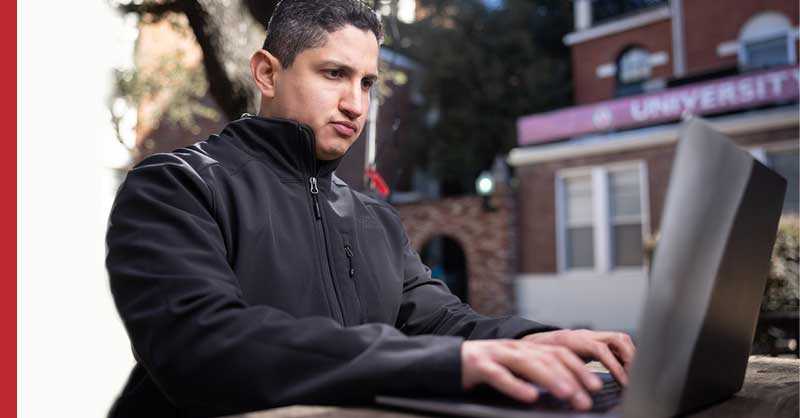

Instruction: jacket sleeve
[393,221,558,340]
[107,155,464,416]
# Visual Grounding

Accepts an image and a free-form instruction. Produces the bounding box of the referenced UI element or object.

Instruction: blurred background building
[509,0,798,336]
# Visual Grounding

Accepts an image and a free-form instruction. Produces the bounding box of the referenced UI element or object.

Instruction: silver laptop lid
[622,119,786,418]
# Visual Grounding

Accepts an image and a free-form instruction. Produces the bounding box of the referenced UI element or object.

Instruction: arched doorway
[420,236,468,303]
[397,191,516,316]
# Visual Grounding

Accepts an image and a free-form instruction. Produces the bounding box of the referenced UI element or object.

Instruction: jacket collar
[220,114,343,182]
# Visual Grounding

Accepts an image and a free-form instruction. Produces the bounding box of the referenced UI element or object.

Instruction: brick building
[508,0,799,334]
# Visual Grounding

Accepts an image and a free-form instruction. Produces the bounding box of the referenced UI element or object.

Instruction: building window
[743,36,791,69]
[738,12,797,71]
[564,175,595,269]
[609,169,644,267]
[558,163,649,273]
[616,47,651,97]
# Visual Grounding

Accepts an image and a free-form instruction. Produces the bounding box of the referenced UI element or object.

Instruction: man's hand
[461,339,606,410]
[521,329,636,386]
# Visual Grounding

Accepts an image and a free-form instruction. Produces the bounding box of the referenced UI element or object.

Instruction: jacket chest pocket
[339,229,403,325]
[337,232,361,319]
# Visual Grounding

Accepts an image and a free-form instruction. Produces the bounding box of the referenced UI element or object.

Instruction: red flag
[366,167,390,197]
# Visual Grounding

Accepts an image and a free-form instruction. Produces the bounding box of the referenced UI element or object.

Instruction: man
[106,1,635,417]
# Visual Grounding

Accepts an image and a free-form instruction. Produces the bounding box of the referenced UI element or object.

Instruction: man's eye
[362,79,375,90]
[325,69,343,79]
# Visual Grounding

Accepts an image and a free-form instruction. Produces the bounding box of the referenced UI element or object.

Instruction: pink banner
[517,65,800,146]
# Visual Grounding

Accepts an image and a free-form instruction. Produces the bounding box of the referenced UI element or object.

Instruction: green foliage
[112,48,220,139]
[763,215,800,313]
[393,0,573,194]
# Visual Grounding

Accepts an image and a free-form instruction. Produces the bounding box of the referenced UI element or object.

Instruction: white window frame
[737,12,798,70]
[556,172,596,274]
[739,30,798,70]
[618,47,652,84]
[556,161,651,277]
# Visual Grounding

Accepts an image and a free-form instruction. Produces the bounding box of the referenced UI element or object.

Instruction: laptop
[375,118,787,418]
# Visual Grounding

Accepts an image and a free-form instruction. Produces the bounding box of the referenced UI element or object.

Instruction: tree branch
[180,0,259,120]
[116,0,185,18]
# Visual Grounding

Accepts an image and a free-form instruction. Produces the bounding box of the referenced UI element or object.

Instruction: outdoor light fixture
[476,171,494,196]
[475,170,496,211]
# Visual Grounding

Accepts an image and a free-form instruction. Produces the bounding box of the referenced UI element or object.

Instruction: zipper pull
[344,244,354,278]
[309,177,321,219]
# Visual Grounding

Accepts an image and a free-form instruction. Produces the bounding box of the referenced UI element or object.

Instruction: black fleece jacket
[106,115,555,417]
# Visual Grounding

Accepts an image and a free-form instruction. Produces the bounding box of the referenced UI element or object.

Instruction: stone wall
[396,187,516,316]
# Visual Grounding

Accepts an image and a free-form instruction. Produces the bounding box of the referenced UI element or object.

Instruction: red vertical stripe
[4,1,17,416]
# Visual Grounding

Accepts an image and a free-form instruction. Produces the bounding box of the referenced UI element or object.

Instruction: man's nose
[339,84,365,120]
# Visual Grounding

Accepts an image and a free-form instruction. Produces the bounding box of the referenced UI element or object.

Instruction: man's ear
[250,49,281,98]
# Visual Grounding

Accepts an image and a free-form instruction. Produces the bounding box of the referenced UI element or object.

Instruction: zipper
[344,243,355,278]
[344,240,366,323]
[302,123,322,220]
[299,123,346,324]
[309,177,321,219]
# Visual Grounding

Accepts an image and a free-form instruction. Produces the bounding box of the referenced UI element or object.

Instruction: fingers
[607,333,636,368]
[462,339,618,411]
[480,360,540,403]
[553,346,604,392]
[498,344,594,410]
[590,341,628,385]
[512,349,579,396]
[516,330,637,389]
[590,331,636,373]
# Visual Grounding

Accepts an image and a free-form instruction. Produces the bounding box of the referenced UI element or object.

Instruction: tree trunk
[119,0,277,120]
[182,0,269,120]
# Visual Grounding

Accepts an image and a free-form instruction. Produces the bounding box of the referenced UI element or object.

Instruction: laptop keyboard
[530,373,623,412]
[470,372,624,413]
[591,377,624,411]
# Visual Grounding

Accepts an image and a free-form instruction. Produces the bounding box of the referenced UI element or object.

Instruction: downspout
[671,0,687,77]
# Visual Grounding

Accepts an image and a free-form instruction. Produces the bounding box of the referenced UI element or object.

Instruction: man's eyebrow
[321,60,379,80]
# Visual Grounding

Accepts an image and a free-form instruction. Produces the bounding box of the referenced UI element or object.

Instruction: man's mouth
[331,121,357,137]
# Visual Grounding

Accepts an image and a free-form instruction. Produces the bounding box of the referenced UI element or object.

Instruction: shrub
[762,215,799,313]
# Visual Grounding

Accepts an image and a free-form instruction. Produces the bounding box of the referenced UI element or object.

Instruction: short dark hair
[263,0,383,68]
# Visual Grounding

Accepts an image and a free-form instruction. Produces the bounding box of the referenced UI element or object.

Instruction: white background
[19,1,136,416]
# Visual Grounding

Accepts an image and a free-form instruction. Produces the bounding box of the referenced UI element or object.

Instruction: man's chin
[315,139,354,160]
[315,147,348,161]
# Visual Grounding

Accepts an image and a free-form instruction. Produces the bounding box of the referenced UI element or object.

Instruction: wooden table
[228,356,799,418]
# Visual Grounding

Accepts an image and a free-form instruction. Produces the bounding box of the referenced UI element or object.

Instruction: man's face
[269,25,379,160]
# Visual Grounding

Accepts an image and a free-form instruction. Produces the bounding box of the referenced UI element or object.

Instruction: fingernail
[575,392,592,410]
[526,387,539,402]
[590,376,603,390]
